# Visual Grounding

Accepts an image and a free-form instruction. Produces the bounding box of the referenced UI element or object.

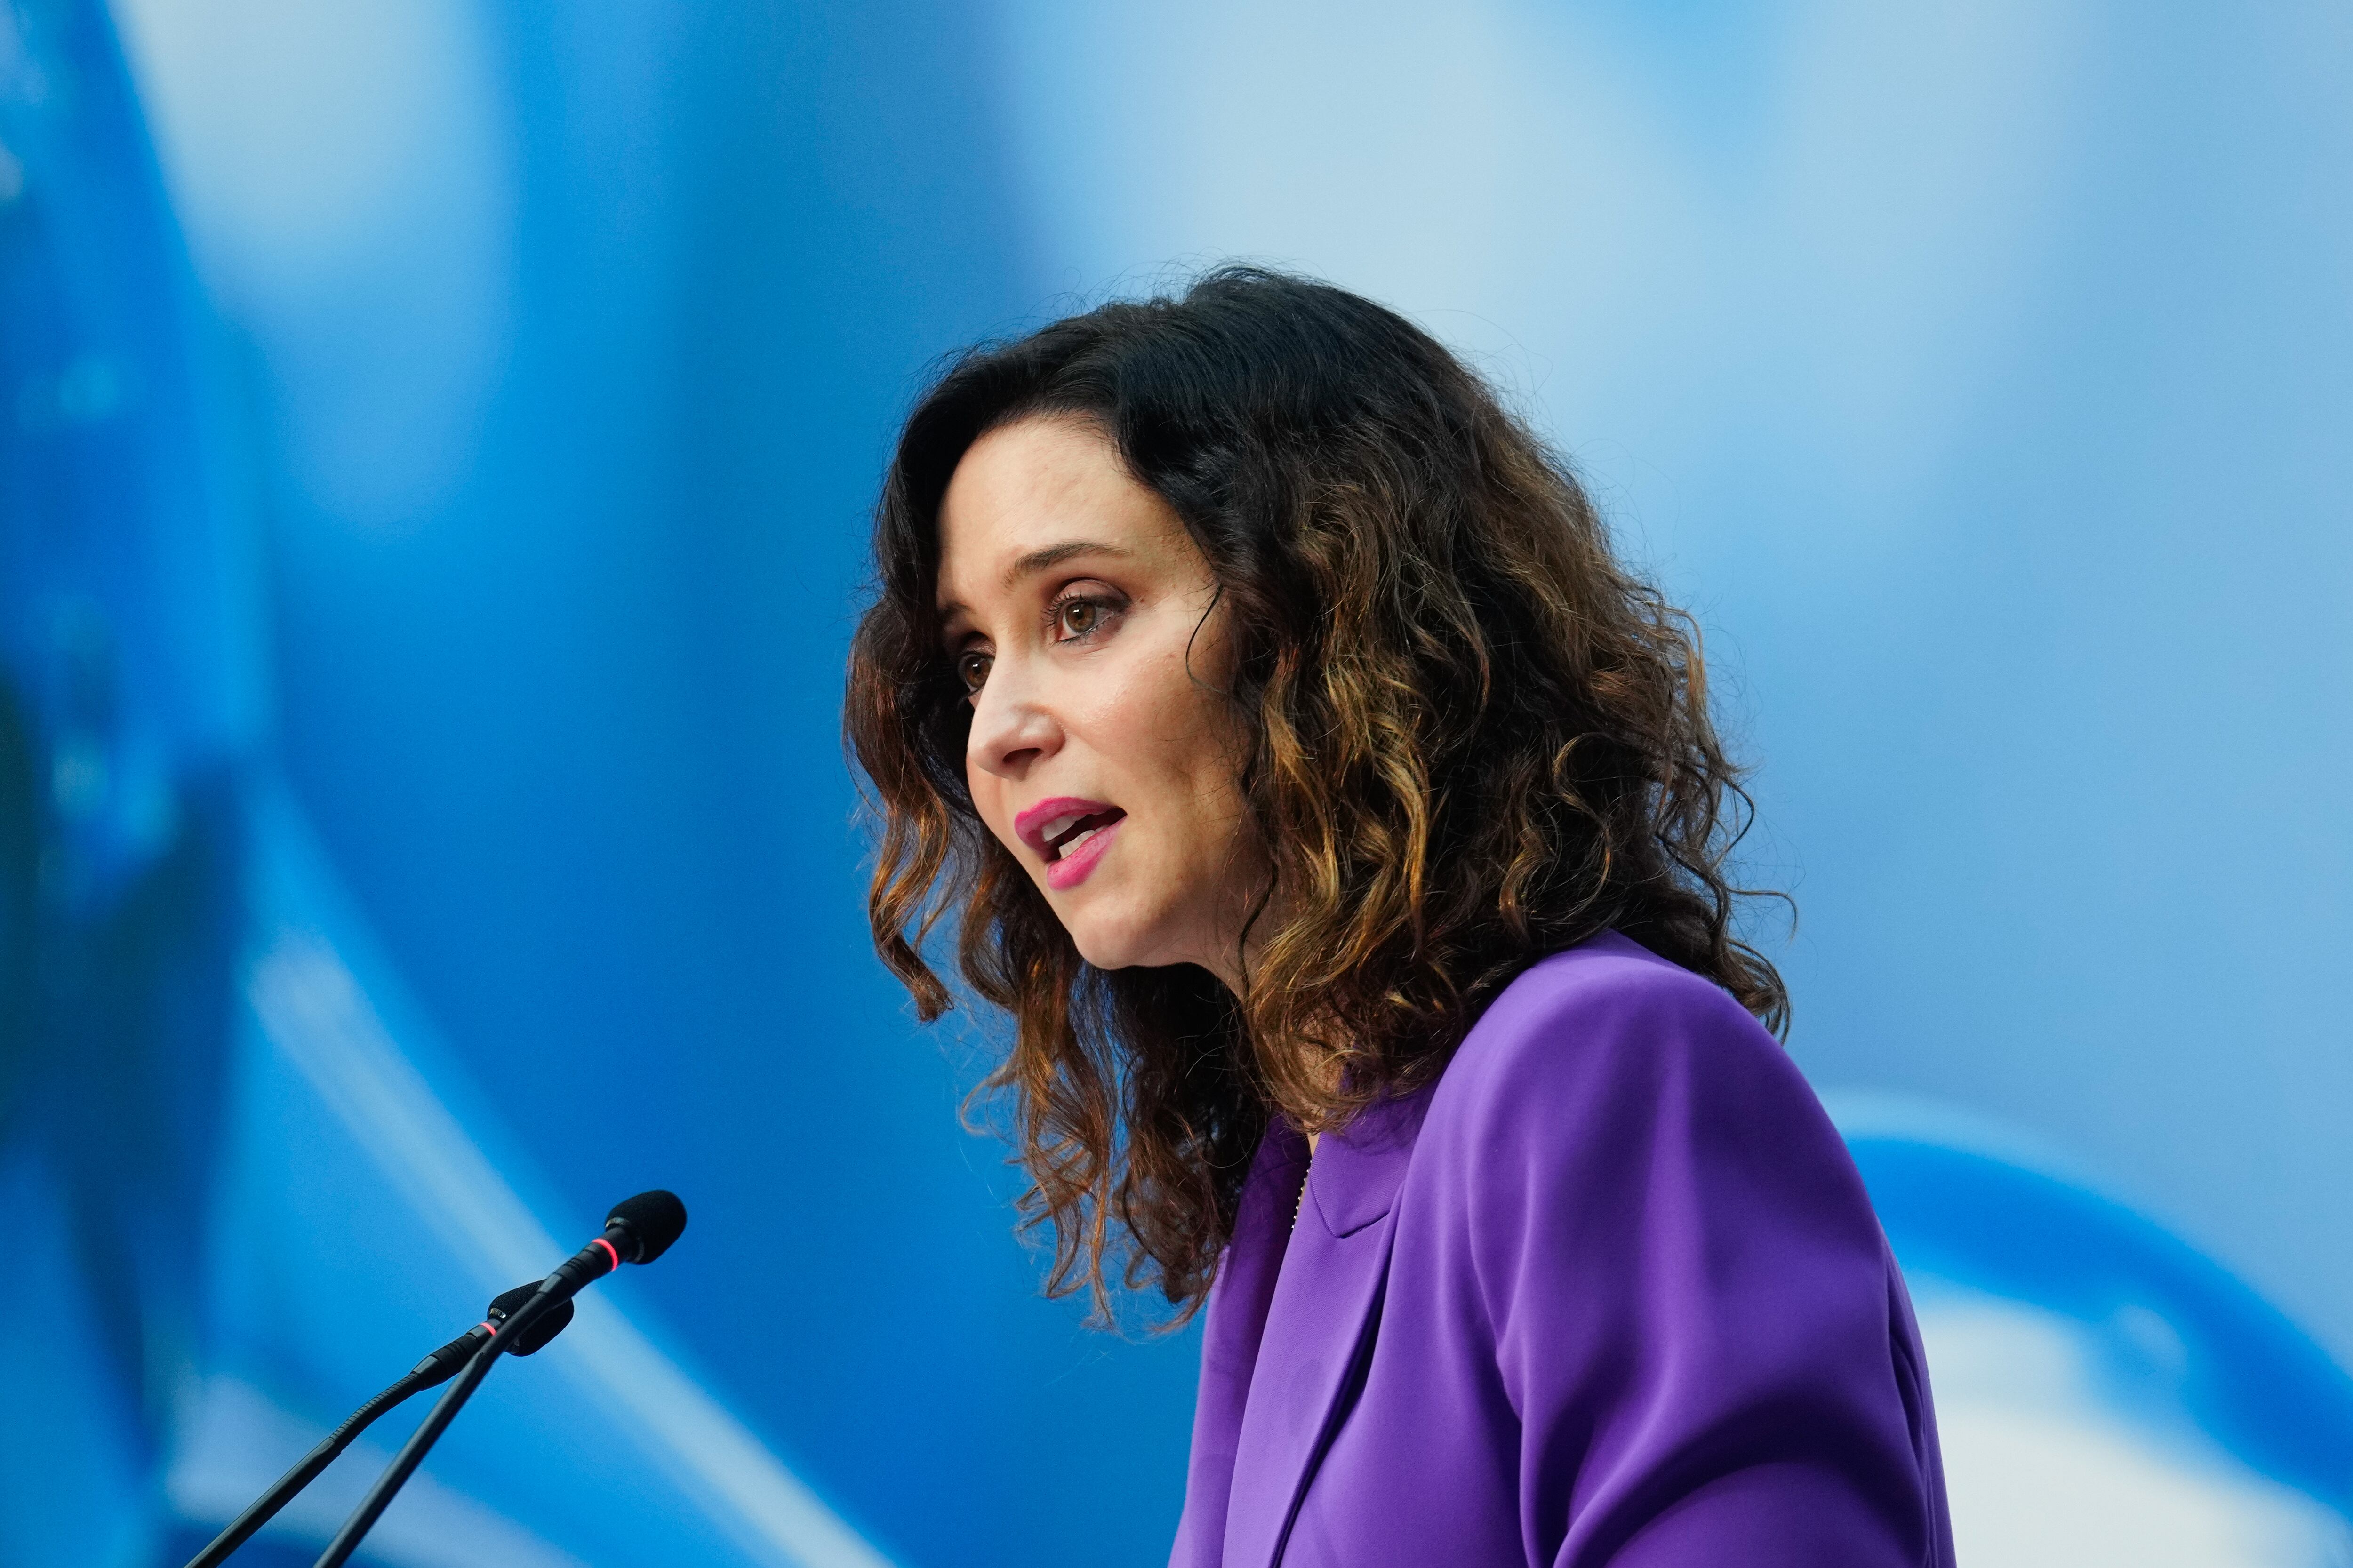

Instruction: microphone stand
[181,1325,491,1568]
[310,1235,623,1568]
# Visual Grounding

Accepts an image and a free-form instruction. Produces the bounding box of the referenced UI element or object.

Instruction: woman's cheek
[971,783,1017,861]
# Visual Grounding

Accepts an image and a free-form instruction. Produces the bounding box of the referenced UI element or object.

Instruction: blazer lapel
[1221,1088,1433,1568]
[1172,1122,1311,1568]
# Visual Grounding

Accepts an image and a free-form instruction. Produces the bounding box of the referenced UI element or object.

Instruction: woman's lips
[1043,809,1122,860]
[1014,796,1128,890]
[1045,812,1122,890]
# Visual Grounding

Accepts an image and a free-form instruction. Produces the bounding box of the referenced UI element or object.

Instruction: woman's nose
[967,662,1061,781]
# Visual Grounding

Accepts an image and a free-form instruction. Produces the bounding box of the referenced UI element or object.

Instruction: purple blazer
[1170,933,1955,1568]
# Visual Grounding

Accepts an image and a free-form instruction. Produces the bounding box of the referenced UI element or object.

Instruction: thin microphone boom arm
[181,1285,572,1568]
[310,1191,686,1568]
[180,1327,485,1568]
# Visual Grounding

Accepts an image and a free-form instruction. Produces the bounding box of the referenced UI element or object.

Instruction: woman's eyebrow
[1000,538,1128,590]
[936,539,1133,624]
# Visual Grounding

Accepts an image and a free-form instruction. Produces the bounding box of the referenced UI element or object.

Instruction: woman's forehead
[936,420,1192,613]
[943,420,1129,548]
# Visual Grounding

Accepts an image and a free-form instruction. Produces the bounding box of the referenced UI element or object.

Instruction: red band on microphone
[592,1237,621,1273]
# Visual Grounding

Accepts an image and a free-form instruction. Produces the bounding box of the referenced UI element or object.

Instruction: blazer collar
[1303,1085,1430,1237]
[1220,1086,1433,1568]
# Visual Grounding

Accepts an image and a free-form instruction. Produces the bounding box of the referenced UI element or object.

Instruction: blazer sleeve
[1441,953,1945,1568]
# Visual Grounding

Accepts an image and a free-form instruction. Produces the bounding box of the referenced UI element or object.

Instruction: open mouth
[1040,808,1126,864]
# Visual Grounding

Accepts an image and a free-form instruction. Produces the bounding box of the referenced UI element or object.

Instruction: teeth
[1036,808,1120,864]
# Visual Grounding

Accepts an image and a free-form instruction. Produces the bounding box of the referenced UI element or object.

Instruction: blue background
[2,0,2348,1563]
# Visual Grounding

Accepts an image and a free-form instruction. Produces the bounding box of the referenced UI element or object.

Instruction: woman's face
[936,415,1261,987]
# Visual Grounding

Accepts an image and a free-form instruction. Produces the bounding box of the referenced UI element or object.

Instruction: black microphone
[180,1284,576,1568]
[311,1192,688,1568]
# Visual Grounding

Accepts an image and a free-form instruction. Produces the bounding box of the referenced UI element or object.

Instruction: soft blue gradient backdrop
[1,0,2346,1563]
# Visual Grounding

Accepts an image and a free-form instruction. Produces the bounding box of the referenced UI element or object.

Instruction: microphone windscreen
[606,1189,688,1264]
[486,1283,576,1356]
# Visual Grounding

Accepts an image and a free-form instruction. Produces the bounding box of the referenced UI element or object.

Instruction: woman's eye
[956,650,992,693]
[1052,595,1113,640]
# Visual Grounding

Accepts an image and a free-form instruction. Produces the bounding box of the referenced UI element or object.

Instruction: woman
[847,268,1953,1568]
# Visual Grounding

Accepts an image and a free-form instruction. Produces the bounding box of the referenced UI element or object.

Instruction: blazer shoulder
[1430,931,1798,1150]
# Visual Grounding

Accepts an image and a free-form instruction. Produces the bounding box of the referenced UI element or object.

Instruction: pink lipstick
[1014,797,1128,890]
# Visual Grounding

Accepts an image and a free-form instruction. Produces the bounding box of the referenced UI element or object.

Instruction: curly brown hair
[846,266,1786,1324]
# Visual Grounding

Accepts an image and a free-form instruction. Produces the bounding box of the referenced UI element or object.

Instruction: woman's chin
[1070,931,1154,972]
[1066,912,1184,975]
